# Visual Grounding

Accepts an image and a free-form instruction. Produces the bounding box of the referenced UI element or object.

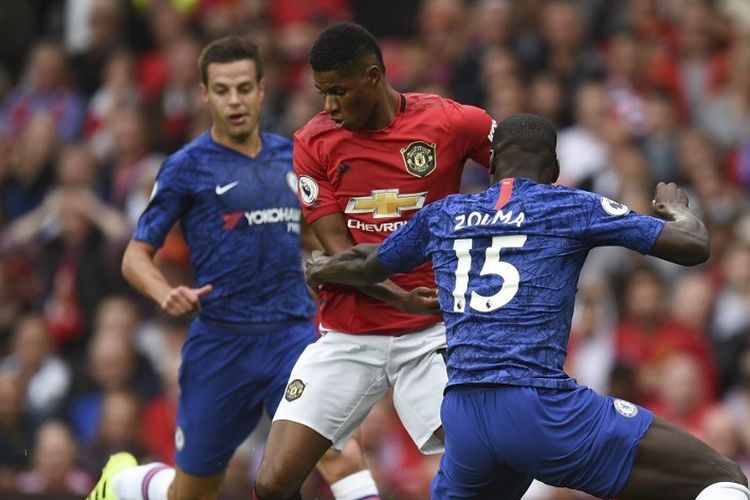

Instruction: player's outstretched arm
[648,182,710,266]
[122,239,213,316]
[308,214,438,314]
[306,244,390,289]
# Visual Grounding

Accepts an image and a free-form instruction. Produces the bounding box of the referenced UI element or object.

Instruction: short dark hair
[492,113,557,156]
[491,114,558,176]
[309,22,384,74]
[199,36,263,85]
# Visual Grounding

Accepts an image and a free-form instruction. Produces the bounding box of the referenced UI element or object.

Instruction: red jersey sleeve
[450,102,496,168]
[293,133,341,223]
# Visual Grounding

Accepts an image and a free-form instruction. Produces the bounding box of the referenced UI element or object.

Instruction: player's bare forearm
[360,281,411,307]
[308,214,405,301]
[309,213,437,313]
[363,281,440,314]
[122,239,213,316]
[307,244,390,288]
[649,182,709,266]
[121,239,173,305]
[307,245,440,315]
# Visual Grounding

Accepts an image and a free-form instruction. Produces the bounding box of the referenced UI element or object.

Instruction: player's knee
[713,456,748,487]
[726,461,749,487]
[255,465,297,499]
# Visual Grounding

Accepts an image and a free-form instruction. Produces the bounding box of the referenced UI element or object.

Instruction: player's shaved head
[310,22,385,75]
[490,113,559,184]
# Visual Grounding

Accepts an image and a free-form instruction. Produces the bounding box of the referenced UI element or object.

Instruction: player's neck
[492,164,556,185]
[210,126,263,158]
[492,170,543,184]
[366,86,400,130]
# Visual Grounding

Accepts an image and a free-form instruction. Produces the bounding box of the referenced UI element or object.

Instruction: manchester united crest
[401,141,437,178]
[285,379,306,402]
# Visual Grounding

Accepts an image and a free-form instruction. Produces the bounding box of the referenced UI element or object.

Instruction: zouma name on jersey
[377,177,665,389]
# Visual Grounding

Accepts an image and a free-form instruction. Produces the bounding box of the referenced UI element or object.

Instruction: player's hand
[307,249,330,266]
[305,250,331,290]
[400,287,441,315]
[652,182,690,220]
[160,284,213,316]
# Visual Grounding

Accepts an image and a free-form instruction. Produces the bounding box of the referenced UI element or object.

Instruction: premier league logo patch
[613,398,639,418]
[601,197,630,216]
[285,379,306,402]
[401,141,437,178]
[298,176,318,206]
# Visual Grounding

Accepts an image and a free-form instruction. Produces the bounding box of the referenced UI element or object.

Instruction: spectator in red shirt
[615,265,717,402]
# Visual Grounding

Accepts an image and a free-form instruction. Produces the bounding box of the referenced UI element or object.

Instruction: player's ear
[259,78,267,100]
[365,65,381,87]
[552,156,560,183]
[200,83,209,103]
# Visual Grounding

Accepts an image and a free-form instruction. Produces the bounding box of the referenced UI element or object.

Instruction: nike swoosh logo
[215,181,239,195]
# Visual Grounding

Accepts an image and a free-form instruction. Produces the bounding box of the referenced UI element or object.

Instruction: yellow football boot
[87,452,138,500]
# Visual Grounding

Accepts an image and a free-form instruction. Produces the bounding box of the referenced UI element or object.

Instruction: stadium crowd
[0,0,748,498]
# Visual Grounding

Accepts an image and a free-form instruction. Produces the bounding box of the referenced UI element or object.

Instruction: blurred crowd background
[0,0,749,498]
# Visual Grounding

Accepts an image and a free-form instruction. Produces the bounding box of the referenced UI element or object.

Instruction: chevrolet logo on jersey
[345,189,427,219]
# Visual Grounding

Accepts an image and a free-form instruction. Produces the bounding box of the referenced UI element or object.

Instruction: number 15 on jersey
[451,235,527,313]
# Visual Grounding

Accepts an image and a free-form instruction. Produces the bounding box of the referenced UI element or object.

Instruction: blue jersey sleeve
[581,192,665,253]
[377,202,438,273]
[133,154,192,248]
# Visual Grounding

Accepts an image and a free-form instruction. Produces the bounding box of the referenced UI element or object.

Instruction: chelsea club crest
[613,398,639,418]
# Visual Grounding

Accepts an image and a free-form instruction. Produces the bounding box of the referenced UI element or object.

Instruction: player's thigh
[492,386,652,499]
[617,415,747,500]
[431,389,532,500]
[262,319,317,416]
[168,466,224,500]
[432,458,532,500]
[272,331,391,450]
[390,323,448,454]
[176,322,268,476]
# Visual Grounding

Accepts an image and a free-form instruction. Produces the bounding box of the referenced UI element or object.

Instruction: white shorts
[273,322,447,454]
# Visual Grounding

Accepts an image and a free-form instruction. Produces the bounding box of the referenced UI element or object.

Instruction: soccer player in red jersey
[254,22,497,499]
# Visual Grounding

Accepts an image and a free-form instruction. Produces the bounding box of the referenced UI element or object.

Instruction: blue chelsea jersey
[134,131,316,324]
[378,178,665,389]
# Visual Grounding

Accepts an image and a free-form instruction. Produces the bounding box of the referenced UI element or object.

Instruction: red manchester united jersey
[294,92,496,335]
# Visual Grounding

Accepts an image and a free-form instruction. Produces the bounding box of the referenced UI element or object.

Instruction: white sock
[112,463,176,500]
[696,482,750,500]
[329,469,380,500]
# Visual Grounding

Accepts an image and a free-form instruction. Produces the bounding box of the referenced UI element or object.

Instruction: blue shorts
[431,384,653,499]
[175,316,315,476]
